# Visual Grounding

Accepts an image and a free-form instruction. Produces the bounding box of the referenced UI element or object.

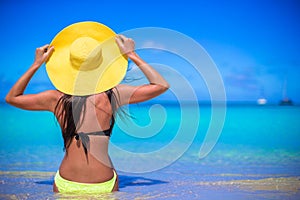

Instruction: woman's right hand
[33,44,54,67]
[115,35,135,57]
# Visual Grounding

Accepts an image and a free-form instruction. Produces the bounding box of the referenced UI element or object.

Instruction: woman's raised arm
[5,45,59,111]
[114,35,169,105]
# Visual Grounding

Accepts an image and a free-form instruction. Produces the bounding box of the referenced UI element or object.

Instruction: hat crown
[69,37,103,71]
[46,21,128,96]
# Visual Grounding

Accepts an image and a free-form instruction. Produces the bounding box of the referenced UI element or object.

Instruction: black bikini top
[74,89,115,152]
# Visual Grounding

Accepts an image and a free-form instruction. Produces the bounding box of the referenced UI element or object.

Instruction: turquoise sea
[0,102,300,199]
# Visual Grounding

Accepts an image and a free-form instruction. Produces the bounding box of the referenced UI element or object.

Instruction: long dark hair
[54,89,123,153]
[54,95,88,152]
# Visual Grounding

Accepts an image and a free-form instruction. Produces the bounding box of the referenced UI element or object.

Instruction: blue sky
[0,0,299,103]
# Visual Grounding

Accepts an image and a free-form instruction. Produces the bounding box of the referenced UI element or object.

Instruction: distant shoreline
[2,100,298,107]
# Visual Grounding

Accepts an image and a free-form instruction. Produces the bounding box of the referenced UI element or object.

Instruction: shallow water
[0,103,300,199]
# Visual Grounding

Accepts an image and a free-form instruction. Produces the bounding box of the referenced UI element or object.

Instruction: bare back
[55,91,115,184]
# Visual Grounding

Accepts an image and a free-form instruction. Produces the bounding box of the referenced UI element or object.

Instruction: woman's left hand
[115,35,135,57]
[33,44,54,66]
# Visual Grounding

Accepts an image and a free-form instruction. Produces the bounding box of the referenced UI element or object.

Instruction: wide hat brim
[46,21,128,96]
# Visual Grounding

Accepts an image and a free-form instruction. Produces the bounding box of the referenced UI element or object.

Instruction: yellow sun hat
[46,21,128,96]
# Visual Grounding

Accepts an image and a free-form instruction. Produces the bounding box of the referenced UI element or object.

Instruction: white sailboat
[257,87,267,105]
[257,98,267,105]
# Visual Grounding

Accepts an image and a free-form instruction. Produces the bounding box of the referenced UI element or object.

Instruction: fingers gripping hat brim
[46,21,128,96]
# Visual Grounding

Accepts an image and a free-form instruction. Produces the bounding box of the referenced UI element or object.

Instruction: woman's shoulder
[45,90,64,98]
[113,84,135,92]
[43,90,64,107]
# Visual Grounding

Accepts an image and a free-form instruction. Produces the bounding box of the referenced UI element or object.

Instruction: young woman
[5,22,169,194]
